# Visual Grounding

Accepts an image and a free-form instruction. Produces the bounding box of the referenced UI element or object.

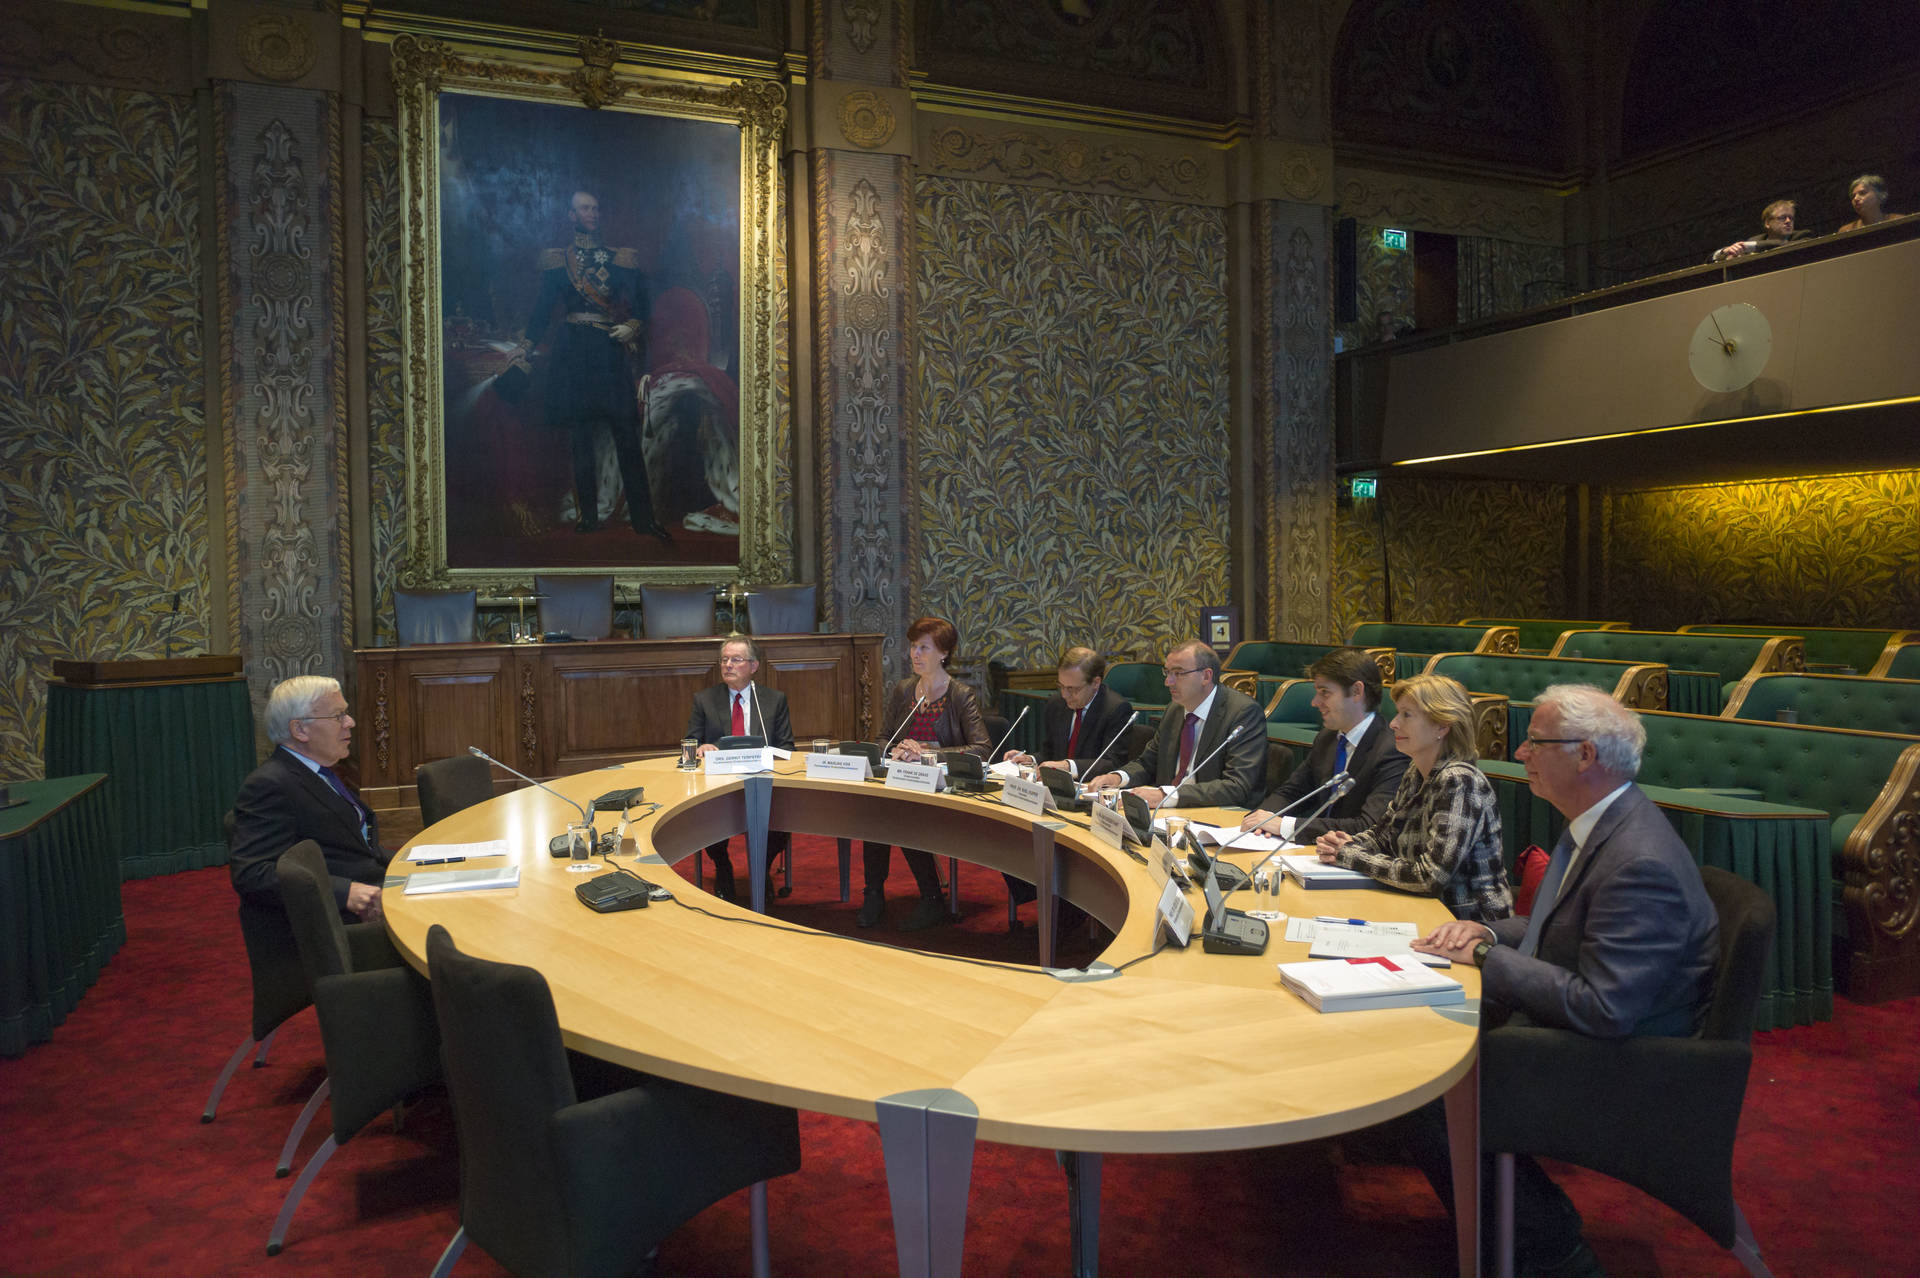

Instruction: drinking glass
[566,821,597,873]
[811,737,831,755]
[679,737,699,769]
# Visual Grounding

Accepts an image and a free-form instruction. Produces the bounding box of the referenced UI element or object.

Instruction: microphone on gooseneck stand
[749,680,770,745]
[468,747,605,855]
[1214,769,1353,853]
[1229,775,1356,896]
[1075,709,1140,781]
[1153,723,1252,888]
[878,696,928,760]
[986,704,1029,761]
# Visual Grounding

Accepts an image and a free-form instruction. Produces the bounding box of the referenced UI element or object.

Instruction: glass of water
[679,737,699,769]
[566,821,597,873]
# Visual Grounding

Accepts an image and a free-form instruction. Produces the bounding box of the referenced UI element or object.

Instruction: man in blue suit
[1413,683,1719,1273]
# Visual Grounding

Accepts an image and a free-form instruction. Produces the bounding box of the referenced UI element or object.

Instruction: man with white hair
[1410,683,1719,1274]
[229,676,389,923]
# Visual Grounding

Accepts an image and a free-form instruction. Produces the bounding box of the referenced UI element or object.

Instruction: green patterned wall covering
[913,175,1230,669]
[363,119,407,648]
[1332,474,1568,640]
[0,79,205,782]
[1607,471,1920,631]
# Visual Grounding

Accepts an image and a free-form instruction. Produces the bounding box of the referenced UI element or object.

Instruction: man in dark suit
[229,676,389,923]
[1003,646,1135,780]
[1412,683,1719,1273]
[1241,647,1407,842]
[686,636,794,901]
[1086,640,1265,809]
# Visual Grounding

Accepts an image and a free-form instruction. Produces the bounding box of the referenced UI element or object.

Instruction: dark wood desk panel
[354,634,884,812]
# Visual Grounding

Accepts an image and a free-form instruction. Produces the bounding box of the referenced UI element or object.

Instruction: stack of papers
[1293,919,1450,967]
[403,864,521,895]
[405,839,508,864]
[1150,819,1288,854]
[1277,956,1464,1012]
[1278,853,1374,888]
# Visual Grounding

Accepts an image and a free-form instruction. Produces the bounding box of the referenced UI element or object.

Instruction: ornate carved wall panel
[0,78,206,782]
[219,84,349,719]
[1605,472,1920,632]
[920,115,1219,205]
[815,149,915,674]
[1335,165,1563,245]
[1265,200,1334,642]
[817,0,904,86]
[0,1,193,95]
[364,119,408,649]
[913,175,1230,670]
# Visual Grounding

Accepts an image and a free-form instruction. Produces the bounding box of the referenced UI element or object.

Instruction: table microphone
[1149,722,1247,884]
[1074,709,1139,781]
[1229,775,1355,896]
[878,696,927,760]
[986,704,1029,761]
[467,746,604,854]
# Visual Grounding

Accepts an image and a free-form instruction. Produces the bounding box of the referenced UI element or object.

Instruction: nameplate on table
[884,760,941,794]
[1090,802,1129,851]
[1001,776,1055,815]
[705,747,771,776]
[805,752,871,782]
[1146,834,1173,888]
[1156,877,1194,948]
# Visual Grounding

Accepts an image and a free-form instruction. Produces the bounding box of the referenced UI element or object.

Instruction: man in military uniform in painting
[523,189,671,543]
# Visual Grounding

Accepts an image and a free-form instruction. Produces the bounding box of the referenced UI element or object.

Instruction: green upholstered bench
[1459,617,1628,654]
[1425,652,1668,759]
[1261,675,1514,761]
[1724,673,1920,737]
[1549,630,1800,715]
[1100,662,1170,727]
[1681,625,1920,675]
[1348,622,1518,680]
[1871,643,1920,679]
[1219,641,1394,705]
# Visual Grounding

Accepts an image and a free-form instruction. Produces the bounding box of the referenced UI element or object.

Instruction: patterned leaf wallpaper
[1606,471,1920,631]
[1332,474,1569,640]
[0,78,205,782]
[1334,222,1413,352]
[364,120,407,649]
[913,175,1230,669]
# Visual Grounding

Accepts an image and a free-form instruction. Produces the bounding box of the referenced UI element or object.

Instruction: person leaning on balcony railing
[1711,198,1810,261]
[1837,173,1905,233]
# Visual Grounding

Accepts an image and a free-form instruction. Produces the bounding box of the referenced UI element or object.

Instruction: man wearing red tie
[686,637,794,901]
[1002,646,1136,781]
[229,676,389,924]
[1085,639,1266,809]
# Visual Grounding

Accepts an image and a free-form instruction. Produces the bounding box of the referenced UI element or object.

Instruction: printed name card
[704,747,771,776]
[1090,801,1130,851]
[884,760,942,794]
[1001,776,1055,815]
[1157,878,1195,948]
[1146,834,1173,888]
[805,752,871,781]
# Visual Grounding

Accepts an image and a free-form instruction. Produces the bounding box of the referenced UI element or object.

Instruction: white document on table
[406,839,509,864]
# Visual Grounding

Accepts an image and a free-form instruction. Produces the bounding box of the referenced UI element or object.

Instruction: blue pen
[416,856,467,866]
[1316,915,1366,926]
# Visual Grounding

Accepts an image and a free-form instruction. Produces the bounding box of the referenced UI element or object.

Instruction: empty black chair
[639,584,717,639]
[200,899,310,1124]
[268,842,441,1255]
[417,754,495,829]
[395,588,478,645]
[744,584,816,635]
[1482,865,1777,1275]
[423,924,801,1278]
[536,574,614,640]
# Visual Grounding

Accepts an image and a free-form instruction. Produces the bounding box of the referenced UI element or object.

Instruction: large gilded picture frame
[392,34,784,591]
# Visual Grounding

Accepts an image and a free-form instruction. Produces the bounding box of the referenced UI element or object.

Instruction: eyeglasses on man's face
[720,655,756,666]
[295,711,352,726]
[1162,666,1203,680]
[1519,734,1585,749]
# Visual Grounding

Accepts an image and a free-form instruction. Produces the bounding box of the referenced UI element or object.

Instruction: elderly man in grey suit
[1084,639,1266,809]
[1410,683,1719,1275]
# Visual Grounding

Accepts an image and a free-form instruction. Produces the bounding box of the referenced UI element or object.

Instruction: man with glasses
[1085,639,1265,809]
[1406,683,1719,1274]
[1003,647,1135,781]
[685,636,794,901]
[230,676,389,923]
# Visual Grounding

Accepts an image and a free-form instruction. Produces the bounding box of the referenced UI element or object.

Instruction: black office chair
[423,924,802,1278]
[268,842,441,1256]
[200,899,310,1124]
[640,584,717,638]
[394,588,478,645]
[1265,740,1295,790]
[417,754,495,829]
[744,584,817,635]
[535,574,614,640]
[1481,865,1777,1276]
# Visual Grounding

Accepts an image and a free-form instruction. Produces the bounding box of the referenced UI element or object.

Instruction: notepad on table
[1278,853,1374,888]
[406,839,509,864]
[403,864,521,895]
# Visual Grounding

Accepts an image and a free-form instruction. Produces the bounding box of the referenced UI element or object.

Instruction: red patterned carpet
[3,845,1915,1276]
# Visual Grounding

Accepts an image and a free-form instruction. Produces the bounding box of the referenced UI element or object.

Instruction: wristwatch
[1471,941,1493,966]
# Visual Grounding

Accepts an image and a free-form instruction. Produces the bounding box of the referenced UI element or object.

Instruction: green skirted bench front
[1681,624,1920,675]
[1550,629,1800,715]
[1460,617,1628,654]
[1220,641,1395,708]
[1425,652,1668,759]
[1349,622,1518,680]
[1724,673,1920,737]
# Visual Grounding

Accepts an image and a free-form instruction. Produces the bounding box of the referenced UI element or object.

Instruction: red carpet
[3,839,1915,1276]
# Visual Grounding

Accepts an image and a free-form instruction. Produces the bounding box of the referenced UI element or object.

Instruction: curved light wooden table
[383,756,1483,1276]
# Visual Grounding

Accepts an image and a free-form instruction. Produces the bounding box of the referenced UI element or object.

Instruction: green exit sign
[1350,477,1379,500]
[1380,228,1408,250]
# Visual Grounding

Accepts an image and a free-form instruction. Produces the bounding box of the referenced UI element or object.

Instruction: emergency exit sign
[1380,228,1408,250]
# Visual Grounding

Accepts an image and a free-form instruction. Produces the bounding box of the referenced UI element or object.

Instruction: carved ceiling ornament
[928,124,1210,201]
[837,89,896,149]
[238,13,318,83]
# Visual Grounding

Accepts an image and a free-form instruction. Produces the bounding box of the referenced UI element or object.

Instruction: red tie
[1175,713,1200,782]
[1066,708,1084,758]
[731,691,746,736]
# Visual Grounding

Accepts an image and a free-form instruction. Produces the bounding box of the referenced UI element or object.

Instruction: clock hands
[1708,312,1736,355]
